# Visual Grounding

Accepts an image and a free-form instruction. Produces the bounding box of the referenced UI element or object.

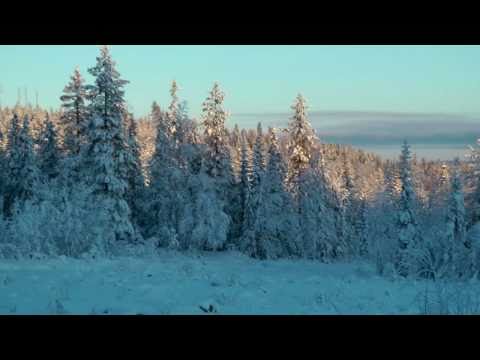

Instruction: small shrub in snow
[0,186,118,259]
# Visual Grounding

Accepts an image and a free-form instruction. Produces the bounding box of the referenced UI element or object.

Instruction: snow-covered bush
[178,171,230,251]
[0,185,117,259]
[367,196,397,276]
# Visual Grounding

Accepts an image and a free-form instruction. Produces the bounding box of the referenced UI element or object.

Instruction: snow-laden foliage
[201,82,235,242]
[395,140,419,276]
[80,46,137,243]
[178,163,230,251]
[0,184,115,259]
[124,115,146,229]
[60,67,89,156]
[37,113,61,180]
[286,94,318,196]
[146,92,185,244]
[3,114,41,218]
[201,83,232,185]
[254,128,301,259]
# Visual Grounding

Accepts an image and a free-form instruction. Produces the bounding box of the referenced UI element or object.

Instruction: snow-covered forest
[1,46,480,314]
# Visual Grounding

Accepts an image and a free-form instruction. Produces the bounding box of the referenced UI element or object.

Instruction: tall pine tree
[38,113,61,181]
[82,45,136,243]
[395,140,418,276]
[255,128,301,259]
[60,67,89,156]
[4,115,41,217]
[287,94,317,198]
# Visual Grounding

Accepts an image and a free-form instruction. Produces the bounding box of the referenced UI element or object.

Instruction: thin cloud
[231,110,480,145]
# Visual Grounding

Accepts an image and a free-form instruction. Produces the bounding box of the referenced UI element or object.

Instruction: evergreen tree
[339,151,357,254]
[286,94,317,197]
[445,162,475,279]
[446,161,467,248]
[230,124,241,149]
[395,140,418,276]
[125,115,146,230]
[38,114,61,180]
[146,100,183,246]
[178,102,200,146]
[178,160,230,251]
[255,128,301,259]
[201,82,233,246]
[4,115,41,217]
[60,67,89,156]
[384,160,400,205]
[229,123,241,181]
[239,133,257,255]
[298,168,338,260]
[252,122,266,190]
[82,45,136,243]
[355,197,369,256]
[167,80,179,146]
[201,82,233,190]
[150,101,163,127]
[6,113,21,155]
[239,134,251,217]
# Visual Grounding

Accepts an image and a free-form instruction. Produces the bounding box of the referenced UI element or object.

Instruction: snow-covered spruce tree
[125,114,146,230]
[254,128,301,259]
[237,122,268,253]
[201,82,233,246]
[201,82,234,196]
[338,150,357,254]
[230,124,241,149]
[444,160,470,277]
[37,113,61,181]
[150,101,163,127]
[420,161,447,212]
[81,45,137,244]
[367,167,401,276]
[6,113,21,155]
[175,100,189,146]
[446,162,467,248]
[165,84,196,171]
[3,115,41,218]
[298,165,338,260]
[286,94,318,198]
[229,124,242,181]
[167,80,180,146]
[177,104,202,173]
[60,67,89,156]
[355,196,369,257]
[384,160,401,204]
[146,101,183,247]
[237,134,256,253]
[252,122,266,189]
[239,133,251,212]
[395,140,419,277]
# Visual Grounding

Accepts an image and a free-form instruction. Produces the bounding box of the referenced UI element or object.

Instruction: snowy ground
[1,250,478,315]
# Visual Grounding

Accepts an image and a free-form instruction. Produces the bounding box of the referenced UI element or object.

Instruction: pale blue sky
[1,45,480,119]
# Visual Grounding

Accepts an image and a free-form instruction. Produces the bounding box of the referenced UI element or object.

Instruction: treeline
[0,46,479,281]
